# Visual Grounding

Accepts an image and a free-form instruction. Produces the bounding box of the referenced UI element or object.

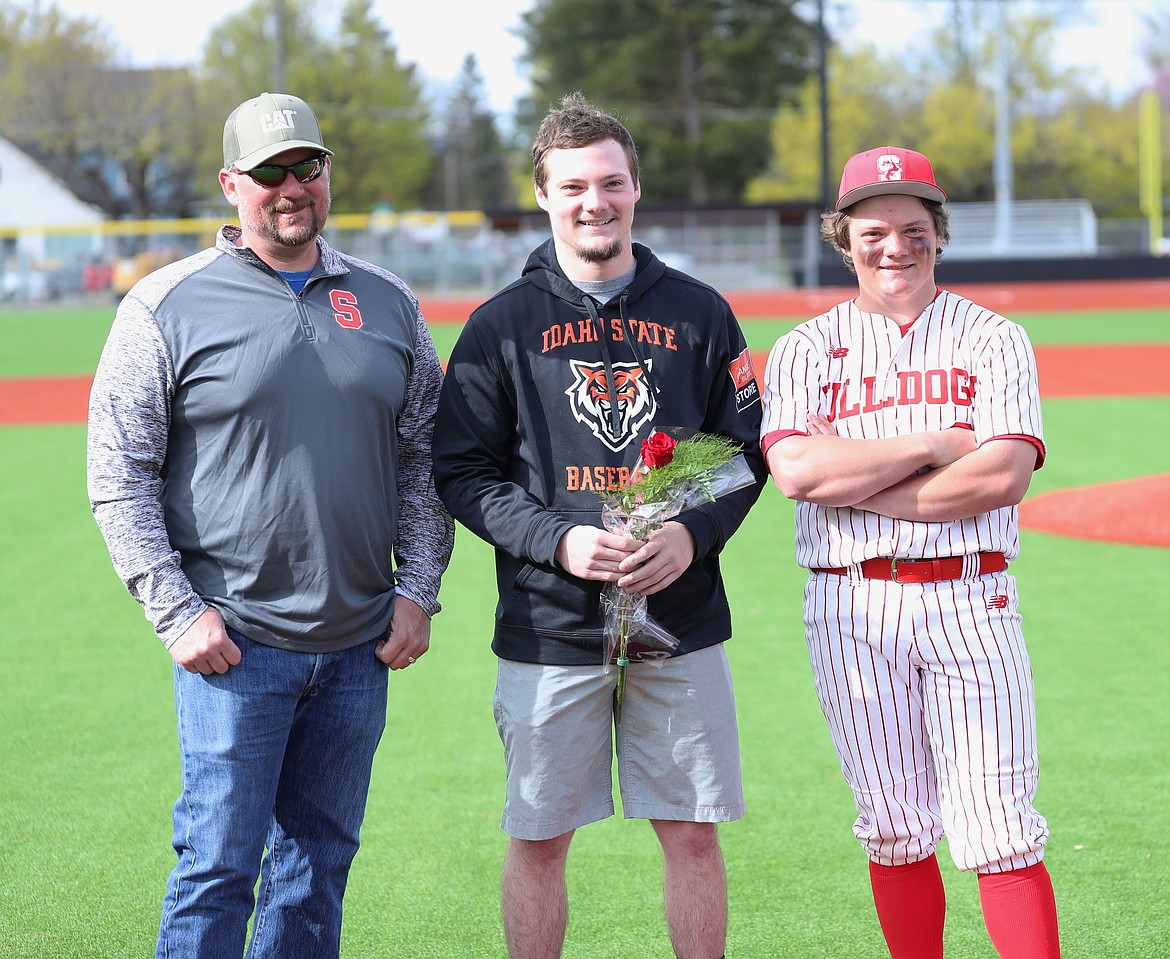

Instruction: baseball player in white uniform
[761,147,1061,958]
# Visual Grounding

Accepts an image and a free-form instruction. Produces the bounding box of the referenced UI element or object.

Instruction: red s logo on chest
[330,289,363,330]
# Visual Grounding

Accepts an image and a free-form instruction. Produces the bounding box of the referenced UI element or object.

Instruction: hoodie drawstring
[583,291,663,441]
[583,296,623,438]
[617,292,661,401]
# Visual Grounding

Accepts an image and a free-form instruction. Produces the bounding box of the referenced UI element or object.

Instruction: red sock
[978,862,1061,958]
[868,855,946,959]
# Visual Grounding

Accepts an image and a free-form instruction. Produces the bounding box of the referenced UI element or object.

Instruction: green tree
[517,0,816,204]
[748,10,1141,218]
[745,45,919,205]
[0,2,206,217]
[425,55,516,211]
[201,0,433,213]
[98,68,206,218]
[1022,91,1142,217]
[1139,0,1170,75]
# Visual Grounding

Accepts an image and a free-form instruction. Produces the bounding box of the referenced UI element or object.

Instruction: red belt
[813,552,1006,584]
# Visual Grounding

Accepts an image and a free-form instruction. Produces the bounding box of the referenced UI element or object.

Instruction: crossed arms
[765,415,1040,523]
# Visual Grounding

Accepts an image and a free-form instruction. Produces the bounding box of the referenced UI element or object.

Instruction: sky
[51,0,1160,117]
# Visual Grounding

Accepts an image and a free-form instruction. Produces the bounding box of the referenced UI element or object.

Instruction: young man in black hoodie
[433,93,766,959]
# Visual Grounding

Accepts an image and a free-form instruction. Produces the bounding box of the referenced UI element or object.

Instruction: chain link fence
[0,204,1157,307]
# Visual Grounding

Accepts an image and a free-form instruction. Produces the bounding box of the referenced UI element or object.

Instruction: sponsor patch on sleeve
[728,348,760,413]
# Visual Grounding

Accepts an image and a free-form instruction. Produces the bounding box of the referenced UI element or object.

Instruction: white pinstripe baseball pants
[803,568,1050,872]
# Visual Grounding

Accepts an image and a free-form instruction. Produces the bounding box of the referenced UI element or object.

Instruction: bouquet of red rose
[601,427,756,723]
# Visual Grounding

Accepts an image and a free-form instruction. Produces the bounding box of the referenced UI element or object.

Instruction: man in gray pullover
[86,92,454,959]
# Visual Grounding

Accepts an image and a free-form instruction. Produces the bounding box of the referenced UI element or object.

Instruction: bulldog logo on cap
[835,145,946,211]
[876,154,904,181]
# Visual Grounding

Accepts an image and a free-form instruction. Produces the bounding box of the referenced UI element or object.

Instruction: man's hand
[803,413,836,436]
[376,596,431,669]
[167,607,241,675]
[856,436,1038,522]
[806,414,977,469]
[926,424,979,469]
[774,415,982,506]
[555,525,640,581]
[616,521,696,596]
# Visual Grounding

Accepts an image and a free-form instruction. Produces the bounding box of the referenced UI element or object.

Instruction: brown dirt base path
[1020,474,1170,548]
[12,344,1166,419]
[3,280,1169,547]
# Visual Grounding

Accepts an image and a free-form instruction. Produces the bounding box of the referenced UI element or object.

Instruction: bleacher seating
[945,199,1098,259]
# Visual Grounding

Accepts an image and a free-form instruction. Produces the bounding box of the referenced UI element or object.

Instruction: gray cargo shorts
[493,643,746,841]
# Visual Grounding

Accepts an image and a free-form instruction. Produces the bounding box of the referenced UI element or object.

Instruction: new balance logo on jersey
[987,595,1010,610]
[565,359,656,452]
[828,347,849,359]
[823,367,976,421]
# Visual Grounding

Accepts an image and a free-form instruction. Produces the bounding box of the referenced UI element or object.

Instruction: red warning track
[5,344,1165,425]
[417,278,1170,323]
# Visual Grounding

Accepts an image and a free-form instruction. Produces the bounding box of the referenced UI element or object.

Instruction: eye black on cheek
[855,243,884,266]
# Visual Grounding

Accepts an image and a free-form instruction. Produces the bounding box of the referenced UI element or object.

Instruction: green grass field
[1,303,1168,957]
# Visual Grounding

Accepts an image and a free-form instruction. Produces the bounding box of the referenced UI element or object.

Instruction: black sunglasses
[236,154,328,187]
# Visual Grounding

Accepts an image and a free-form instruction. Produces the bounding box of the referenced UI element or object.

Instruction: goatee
[576,238,623,265]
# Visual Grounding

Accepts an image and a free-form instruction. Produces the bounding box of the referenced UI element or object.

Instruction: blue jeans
[156,630,388,959]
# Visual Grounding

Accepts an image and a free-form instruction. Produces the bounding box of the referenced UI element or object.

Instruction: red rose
[640,432,677,469]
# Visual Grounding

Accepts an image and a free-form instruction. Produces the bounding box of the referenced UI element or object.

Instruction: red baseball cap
[835,146,946,211]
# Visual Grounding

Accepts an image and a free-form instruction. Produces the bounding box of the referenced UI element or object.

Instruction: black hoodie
[433,239,766,664]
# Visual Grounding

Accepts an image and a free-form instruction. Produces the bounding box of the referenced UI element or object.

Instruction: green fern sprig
[610,432,743,513]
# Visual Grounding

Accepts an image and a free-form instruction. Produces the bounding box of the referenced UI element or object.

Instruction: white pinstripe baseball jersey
[761,290,1045,569]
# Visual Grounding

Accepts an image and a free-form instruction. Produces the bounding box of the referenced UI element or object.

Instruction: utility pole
[273,0,287,91]
[991,0,1013,253]
[817,0,831,212]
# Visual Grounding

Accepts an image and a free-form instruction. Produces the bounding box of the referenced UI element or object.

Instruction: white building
[0,135,106,300]
[0,135,104,230]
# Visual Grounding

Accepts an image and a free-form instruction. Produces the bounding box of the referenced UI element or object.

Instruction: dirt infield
[418,277,1170,323]
[1036,344,1170,397]
[1020,474,1170,548]
[6,344,1166,423]
[4,279,1168,546]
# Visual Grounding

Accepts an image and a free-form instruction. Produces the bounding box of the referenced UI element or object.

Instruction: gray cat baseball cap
[223,92,333,171]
